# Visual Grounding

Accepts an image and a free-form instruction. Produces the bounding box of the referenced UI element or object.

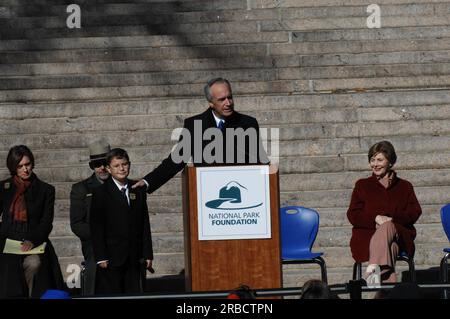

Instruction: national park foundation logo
[205,181,262,226]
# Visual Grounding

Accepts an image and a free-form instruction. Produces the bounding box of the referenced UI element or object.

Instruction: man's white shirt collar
[112,177,129,204]
[211,110,224,127]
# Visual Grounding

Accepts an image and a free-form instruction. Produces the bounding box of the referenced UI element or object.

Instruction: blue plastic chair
[439,203,450,299]
[280,206,327,283]
[41,289,71,299]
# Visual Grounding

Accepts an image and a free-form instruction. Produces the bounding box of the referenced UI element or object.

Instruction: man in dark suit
[133,77,269,193]
[69,140,110,295]
[90,148,153,294]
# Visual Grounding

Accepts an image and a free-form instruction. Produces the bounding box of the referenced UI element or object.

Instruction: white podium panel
[196,165,271,240]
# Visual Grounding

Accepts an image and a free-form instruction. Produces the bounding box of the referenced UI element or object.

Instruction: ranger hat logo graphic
[205,181,262,210]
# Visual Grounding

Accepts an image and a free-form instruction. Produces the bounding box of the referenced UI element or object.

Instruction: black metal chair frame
[283,256,328,284]
[440,252,450,299]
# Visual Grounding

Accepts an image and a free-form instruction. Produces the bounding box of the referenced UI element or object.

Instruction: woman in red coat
[347,141,422,283]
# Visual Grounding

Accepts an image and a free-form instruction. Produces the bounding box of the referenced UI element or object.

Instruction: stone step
[0,146,176,171]
[0,130,448,162]
[57,245,449,281]
[9,15,448,41]
[0,31,288,51]
[50,201,445,238]
[0,10,277,30]
[0,44,268,64]
[23,156,450,192]
[2,14,450,41]
[0,57,271,76]
[1,172,446,220]
[60,202,446,230]
[250,0,450,9]
[3,2,450,24]
[282,169,450,192]
[3,49,450,77]
[49,199,450,226]
[0,81,261,102]
[276,147,448,175]
[313,224,449,248]
[52,210,184,235]
[1,103,449,134]
[3,63,450,90]
[3,1,449,21]
[3,75,450,102]
[270,38,450,57]
[58,253,185,272]
[283,244,450,269]
[4,142,449,180]
[1,0,449,7]
[293,26,450,43]
[51,228,448,270]
[60,258,185,285]
[283,266,352,288]
[51,233,184,258]
[307,205,443,227]
[0,68,283,89]
[280,63,450,81]
[3,165,447,200]
[0,0,201,4]
[1,145,449,185]
[1,1,247,18]
[57,252,184,278]
[283,264,441,291]
[57,251,448,288]
[49,226,449,267]
[280,186,450,209]
[2,38,450,64]
[261,15,450,32]
[0,119,447,149]
[315,119,450,140]
[57,255,360,287]
[281,152,450,175]
[278,135,450,158]
[4,135,450,174]
[1,148,448,185]
[46,185,450,218]
[4,27,446,53]
[2,90,450,119]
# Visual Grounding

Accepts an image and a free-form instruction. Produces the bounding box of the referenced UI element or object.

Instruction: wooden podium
[182,165,281,292]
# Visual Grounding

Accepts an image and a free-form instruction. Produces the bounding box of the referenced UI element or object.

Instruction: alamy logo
[65,263,81,288]
[66,4,81,29]
[205,181,262,210]
[367,4,381,29]
[169,121,279,173]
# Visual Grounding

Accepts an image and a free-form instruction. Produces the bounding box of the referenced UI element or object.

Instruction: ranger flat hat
[88,140,110,168]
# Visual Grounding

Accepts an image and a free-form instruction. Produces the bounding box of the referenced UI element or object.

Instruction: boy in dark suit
[90,148,153,294]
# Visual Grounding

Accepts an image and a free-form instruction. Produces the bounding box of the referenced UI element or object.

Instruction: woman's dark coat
[0,174,64,298]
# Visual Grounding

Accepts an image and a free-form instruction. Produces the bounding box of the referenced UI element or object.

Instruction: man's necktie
[217,120,224,131]
[120,187,129,205]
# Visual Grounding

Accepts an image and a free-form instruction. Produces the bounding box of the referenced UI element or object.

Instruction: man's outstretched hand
[132,179,147,189]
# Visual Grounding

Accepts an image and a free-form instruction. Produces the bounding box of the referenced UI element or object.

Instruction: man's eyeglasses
[91,160,107,168]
